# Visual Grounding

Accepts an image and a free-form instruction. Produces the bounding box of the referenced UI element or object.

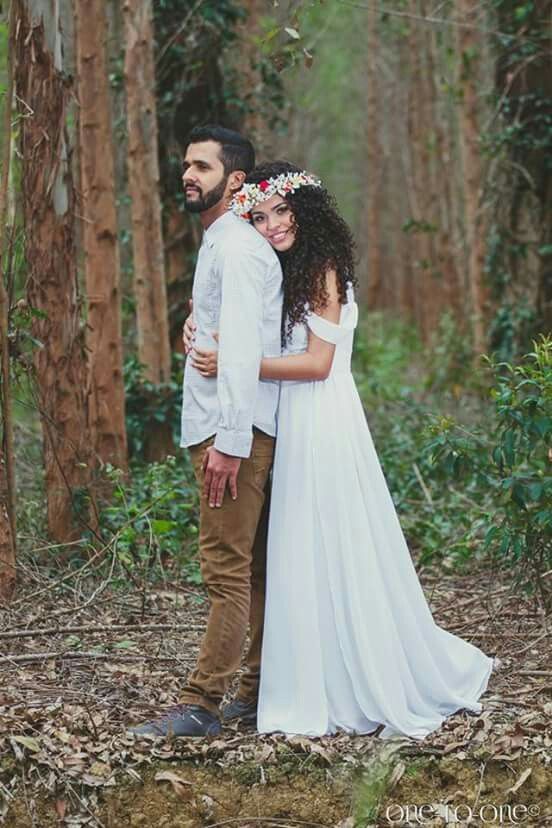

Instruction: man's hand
[183,299,196,355]
[202,446,241,508]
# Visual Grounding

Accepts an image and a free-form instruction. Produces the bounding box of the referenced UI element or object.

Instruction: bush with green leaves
[98,455,201,587]
[425,335,552,605]
[123,353,184,459]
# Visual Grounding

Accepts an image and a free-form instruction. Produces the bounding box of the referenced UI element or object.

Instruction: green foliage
[353,314,551,601]
[123,353,184,459]
[353,310,421,404]
[352,311,478,562]
[481,0,552,357]
[423,312,478,393]
[488,300,538,363]
[425,335,552,604]
[276,1,368,226]
[353,752,395,826]
[98,455,201,586]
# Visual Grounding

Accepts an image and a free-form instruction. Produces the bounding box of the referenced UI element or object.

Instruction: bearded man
[130,125,282,737]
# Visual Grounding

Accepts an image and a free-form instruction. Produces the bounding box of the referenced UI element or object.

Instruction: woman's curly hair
[245,161,357,346]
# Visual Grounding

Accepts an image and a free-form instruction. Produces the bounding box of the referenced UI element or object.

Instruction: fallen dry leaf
[154,769,194,800]
[507,767,532,795]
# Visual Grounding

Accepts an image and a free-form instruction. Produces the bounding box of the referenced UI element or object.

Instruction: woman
[187,161,497,740]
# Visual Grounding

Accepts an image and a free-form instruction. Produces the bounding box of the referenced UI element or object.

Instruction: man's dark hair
[187,124,255,175]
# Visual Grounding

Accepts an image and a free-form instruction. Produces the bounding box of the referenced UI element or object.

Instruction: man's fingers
[213,474,227,508]
[228,471,238,501]
[208,471,224,508]
[188,298,193,312]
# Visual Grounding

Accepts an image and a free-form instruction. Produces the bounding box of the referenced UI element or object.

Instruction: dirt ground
[1,560,551,826]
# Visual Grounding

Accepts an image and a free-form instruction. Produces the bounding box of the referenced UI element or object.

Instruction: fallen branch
[0,622,203,640]
[517,670,552,678]
[515,630,550,655]
[0,651,189,665]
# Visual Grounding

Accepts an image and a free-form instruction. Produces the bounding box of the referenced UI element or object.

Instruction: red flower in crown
[259,180,270,192]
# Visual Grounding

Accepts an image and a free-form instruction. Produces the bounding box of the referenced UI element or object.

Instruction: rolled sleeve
[213,243,265,458]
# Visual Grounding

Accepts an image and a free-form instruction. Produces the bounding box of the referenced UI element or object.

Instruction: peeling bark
[75,0,128,471]
[14,0,94,543]
[0,0,17,598]
[456,0,489,354]
[0,449,15,603]
[123,0,171,386]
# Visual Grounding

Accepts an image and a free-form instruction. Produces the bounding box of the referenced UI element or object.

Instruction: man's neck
[200,201,229,230]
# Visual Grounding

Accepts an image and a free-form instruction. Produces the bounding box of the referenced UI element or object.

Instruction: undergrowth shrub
[425,335,551,605]
[97,455,201,587]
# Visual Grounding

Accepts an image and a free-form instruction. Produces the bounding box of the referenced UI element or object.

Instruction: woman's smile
[269,228,290,245]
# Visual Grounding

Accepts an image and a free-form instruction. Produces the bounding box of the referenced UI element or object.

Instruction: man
[130,125,282,737]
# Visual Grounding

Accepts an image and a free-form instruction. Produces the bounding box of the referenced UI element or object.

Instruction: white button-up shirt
[180,211,283,458]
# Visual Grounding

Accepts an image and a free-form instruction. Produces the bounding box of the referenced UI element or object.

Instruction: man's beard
[184,174,229,213]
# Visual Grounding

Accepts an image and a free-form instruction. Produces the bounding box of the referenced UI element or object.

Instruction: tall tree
[493,0,552,341]
[428,25,462,325]
[14,0,94,543]
[0,0,16,602]
[405,10,433,340]
[365,6,383,308]
[456,0,489,353]
[123,0,171,386]
[0,450,15,603]
[74,0,127,471]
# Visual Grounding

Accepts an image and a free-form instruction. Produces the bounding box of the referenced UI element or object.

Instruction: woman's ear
[228,170,246,194]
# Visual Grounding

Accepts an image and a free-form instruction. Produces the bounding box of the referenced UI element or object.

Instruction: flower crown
[230,170,322,219]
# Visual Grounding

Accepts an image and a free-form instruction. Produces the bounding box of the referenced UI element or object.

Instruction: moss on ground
[4,754,551,827]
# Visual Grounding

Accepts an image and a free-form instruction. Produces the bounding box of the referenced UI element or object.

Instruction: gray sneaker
[128,704,221,738]
[221,697,257,724]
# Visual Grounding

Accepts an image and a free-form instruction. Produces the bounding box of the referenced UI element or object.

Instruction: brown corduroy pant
[179,428,274,716]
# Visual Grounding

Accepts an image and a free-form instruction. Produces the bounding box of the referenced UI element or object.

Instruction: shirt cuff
[214,427,253,458]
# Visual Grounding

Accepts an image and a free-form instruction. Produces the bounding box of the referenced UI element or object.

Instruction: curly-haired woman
[186,161,497,740]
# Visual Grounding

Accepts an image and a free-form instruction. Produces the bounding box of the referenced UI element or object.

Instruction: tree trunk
[365,7,382,309]
[239,0,263,144]
[405,10,432,340]
[456,0,489,354]
[429,23,462,326]
[74,0,127,471]
[493,0,552,344]
[0,449,15,604]
[0,0,16,602]
[123,0,171,386]
[14,0,94,543]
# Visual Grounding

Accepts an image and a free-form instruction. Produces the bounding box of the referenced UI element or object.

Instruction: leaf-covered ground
[1,559,551,826]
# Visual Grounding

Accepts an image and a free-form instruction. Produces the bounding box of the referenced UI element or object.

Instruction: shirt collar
[202,210,238,249]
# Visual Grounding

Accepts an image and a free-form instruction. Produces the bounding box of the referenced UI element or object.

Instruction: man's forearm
[214,356,262,458]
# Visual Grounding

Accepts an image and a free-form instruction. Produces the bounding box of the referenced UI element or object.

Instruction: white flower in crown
[230,171,322,218]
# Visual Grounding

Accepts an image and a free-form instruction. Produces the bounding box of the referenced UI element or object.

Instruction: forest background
[0,0,551,824]
[1,0,550,605]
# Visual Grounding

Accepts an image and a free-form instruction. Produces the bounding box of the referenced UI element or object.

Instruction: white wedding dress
[257,284,496,740]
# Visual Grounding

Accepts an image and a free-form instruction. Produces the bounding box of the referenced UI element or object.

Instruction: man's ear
[228,170,246,194]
